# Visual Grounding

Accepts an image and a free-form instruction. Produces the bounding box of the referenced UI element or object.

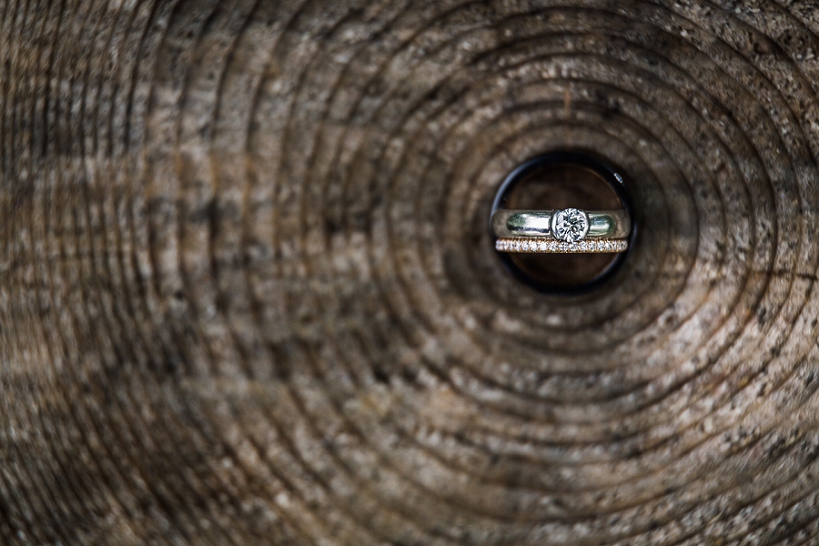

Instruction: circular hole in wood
[491,151,635,294]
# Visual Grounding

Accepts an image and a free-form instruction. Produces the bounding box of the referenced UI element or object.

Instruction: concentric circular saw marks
[3,0,819,544]
[250,3,528,540]
[8,187,71,544]
[123,6,258,545]
[286,3,600,532]
[208,1,812,540]
[437,89,682,345]
[274,1,812,540]
[55,5,174,538]
[143,3,352,540]
[200,1,474,540]
[215,3,420,540]
[368,68,708,418]
[170,3,407,543]
[223,5,376,536]
[3,5,59,540]
[304,13,664,536]
[250,1,430,540]
[7,4,128,540]
[128,4,288,544]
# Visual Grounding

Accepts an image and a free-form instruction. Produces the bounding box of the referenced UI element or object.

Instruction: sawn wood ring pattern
[2,1,819,544]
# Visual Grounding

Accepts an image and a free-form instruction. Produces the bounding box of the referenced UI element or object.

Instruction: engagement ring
[492,207,631,253]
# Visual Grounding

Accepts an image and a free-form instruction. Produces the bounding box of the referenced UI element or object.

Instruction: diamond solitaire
[551,208,590,242]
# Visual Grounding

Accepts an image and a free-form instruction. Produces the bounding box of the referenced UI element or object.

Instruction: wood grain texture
[2,0,819,544]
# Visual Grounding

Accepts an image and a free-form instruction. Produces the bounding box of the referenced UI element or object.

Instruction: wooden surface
[2,1,819,544]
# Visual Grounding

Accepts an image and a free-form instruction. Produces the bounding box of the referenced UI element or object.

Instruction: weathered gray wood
[2,0,819,544]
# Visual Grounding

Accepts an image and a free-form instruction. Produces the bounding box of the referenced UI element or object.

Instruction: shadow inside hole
[492,152,633,293]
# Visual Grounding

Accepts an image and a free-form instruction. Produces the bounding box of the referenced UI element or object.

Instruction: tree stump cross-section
[2,1,819,544]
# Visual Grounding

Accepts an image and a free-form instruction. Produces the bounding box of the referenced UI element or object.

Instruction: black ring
[490,150,636,295]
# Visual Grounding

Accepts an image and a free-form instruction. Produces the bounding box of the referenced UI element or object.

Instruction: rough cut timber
[2,1,819,544]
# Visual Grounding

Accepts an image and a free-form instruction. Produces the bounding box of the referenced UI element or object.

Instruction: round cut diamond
[551,208,590,242]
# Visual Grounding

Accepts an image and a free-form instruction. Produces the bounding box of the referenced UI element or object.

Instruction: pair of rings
[491,152,633,256]
[492,208,631,254]
[492,207,631,254]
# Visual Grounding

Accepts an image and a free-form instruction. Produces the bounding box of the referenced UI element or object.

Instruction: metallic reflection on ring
[491,208,631,253]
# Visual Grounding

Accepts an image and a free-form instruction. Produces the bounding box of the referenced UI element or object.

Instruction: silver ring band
[491,209,631,240]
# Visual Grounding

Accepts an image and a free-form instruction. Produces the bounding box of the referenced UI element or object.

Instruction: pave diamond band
[491,209,631,240]
[495,237,628,254]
